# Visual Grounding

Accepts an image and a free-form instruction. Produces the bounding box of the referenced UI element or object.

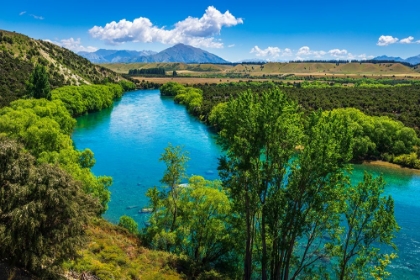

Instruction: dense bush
[0,83,130,213]
[0,137,99,277]
[51,83,124,116]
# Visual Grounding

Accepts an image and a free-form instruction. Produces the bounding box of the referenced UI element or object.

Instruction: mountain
[79,44,229,64]
[78,49,157,63]
[372,55,405,62]
[405,55,420,65]
[373,54,420,65]
[0,29,124,108]
[142,43,229,63]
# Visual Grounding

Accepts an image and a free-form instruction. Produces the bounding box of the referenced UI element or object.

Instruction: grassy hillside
[63,219,182,280]
[103,61,418,78]
[229,62,417,75]
[101,62,230,73]
[0,30,124,107]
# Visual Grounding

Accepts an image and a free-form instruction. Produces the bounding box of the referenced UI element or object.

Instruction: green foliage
[26,64,51,100]
[118,80,136,91]
[335,172,399,279]
[0,29,128,108]
[215,89,398,279]
[63,218,182,280]
[51,83,124,116]
[173,87,203,113]
[0,95,113,214]
[129,67,166,76]
[330,108,420,160]
[160,82,186,96]
[118,215,139,234]
[0,137,99,277]
[145,146,236,277]
[0,49,33,107]
[189,82,420,137]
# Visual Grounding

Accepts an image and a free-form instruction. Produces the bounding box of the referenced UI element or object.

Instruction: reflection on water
[72,89,420,280]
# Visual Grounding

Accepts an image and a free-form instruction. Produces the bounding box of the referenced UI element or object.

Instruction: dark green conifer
[26,64,51,100]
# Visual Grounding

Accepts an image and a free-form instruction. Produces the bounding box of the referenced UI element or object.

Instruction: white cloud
[347,53,356,60]
[30,14,44,20]
[355,54,374,60]
[19,11,26,16]
[282,48,293,57]
[250,46,281,58]
[400,36,414,44]
[89,6,243,48]
[328,49,348,57]
[417,40,420,44]
[45,38,98,53]
[228,44,235,48]
[297,46,311,56]
[297,46,326,58]
[249,45,372,61]
[377,35,399,46]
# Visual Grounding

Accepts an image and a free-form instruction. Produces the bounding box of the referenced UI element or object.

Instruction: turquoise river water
[72,89,420,279]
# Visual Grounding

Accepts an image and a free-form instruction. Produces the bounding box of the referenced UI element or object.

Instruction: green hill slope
[0,30,123,107]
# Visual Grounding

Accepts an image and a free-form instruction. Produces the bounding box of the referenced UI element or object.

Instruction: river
[72,89,420,279]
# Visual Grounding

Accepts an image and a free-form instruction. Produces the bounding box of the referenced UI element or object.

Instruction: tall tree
[216,89,398,279]
[217,89,303,280]
[0,137,99,277]
[26,64,51,100]
[145,144,189,249]
[335,172,399,280]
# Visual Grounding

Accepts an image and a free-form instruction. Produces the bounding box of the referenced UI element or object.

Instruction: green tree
[217,89,398,280]
[335,172,399,280]
[174,176,232,268]
[119,215,139,234]
[0,137,99,277]
[26,64,51,100]
[159,143,189,232]
[218,89,303,280]
[145,144,189,249]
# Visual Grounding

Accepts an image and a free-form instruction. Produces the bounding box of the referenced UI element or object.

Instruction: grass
[102,62,420,81]
[63,218,183,280]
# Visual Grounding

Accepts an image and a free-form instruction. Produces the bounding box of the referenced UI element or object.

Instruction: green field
[102,62,420,78]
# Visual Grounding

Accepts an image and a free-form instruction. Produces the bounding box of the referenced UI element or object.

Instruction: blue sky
[1,0,420,62]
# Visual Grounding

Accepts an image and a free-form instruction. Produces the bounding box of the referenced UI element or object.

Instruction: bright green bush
[119,215,139,234]
[51,84,124,116]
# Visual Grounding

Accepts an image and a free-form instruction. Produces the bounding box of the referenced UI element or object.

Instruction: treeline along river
[72,89,420,279]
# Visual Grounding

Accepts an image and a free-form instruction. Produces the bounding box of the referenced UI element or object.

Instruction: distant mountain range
[79,44,229,64]
[373,55,420,65]
[78,49,158,63]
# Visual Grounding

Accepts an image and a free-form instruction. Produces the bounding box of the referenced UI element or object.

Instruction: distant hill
[373,54,420,65]
[405,55,420,65]
[78,49,157,63]
[80,43,229,64]
[0,29,124,107]
[102,61,417,77]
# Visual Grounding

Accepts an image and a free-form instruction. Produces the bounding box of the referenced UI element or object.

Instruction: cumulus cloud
[89,6,243,48]
[282,48,293,57]
[45,38,98,53]
[400,36,414,44]
[377,35,399,46]
[251,45,373,61]
[328,49,348,57]
[250,46,281,58]
[297,46,311,56]
[297,46,326,58]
